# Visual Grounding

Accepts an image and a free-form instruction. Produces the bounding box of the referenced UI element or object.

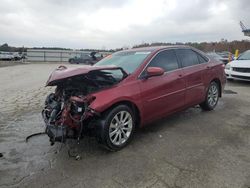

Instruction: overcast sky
[0,0,249,49]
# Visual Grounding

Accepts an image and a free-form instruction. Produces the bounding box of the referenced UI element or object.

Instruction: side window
[195,52,209,64]
[148,50,179,72]
[176,49,199,67]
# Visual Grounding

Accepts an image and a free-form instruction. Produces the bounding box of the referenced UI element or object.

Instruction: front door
[139,49,185,123]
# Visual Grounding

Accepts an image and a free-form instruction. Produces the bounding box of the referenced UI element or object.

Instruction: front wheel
[96,105,135,151]
[200,81,219,111]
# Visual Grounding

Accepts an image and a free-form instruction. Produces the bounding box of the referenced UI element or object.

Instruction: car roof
[122,45,191,53]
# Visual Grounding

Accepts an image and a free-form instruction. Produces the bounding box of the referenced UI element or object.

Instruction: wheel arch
[101,100,141,128]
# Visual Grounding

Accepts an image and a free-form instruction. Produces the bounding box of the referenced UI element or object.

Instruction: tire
[96,105,135,151]
[200,81,219,111]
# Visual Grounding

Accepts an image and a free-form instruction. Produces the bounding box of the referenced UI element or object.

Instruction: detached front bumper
[225,68,250,81]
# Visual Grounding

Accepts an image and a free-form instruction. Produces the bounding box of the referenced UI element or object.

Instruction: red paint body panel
[137,69,186,123]
[89,78,142,114]
[182,64,205,106]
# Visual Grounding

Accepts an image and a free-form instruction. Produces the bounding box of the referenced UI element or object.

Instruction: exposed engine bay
[42,66,127,145]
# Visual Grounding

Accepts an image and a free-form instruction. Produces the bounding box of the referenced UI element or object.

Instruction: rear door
[175,49,206,106]
[139,49,185,123]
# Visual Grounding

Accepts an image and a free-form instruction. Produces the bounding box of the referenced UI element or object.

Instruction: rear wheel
[97,105,135,151]
[200,81,219,111]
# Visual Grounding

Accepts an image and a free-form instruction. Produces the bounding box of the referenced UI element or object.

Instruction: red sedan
[43,46,226,151]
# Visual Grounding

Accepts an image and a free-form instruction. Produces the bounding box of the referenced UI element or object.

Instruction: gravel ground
[0,63,250,188]
[0,61,26,68]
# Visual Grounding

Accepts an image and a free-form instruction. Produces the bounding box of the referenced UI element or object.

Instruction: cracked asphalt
[0,63,250,188]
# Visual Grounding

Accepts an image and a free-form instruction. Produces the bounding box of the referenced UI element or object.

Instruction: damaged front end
[42,93,97,144]
[42,65,127,145]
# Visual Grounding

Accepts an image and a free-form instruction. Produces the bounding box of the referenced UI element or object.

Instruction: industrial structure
[240,21,250,37]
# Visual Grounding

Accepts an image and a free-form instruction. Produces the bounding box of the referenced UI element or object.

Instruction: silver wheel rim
[109,111,133,146]
[207,84,218,107]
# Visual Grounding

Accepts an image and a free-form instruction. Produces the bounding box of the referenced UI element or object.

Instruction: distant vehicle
[12,52,23,60]
[225,50,250,81]
[217,51,234,61]
[207,52,229,64]
[0,51,14,60]
[68,52,103,65]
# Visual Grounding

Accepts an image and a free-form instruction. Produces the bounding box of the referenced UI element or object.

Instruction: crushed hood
[46,65,128,86]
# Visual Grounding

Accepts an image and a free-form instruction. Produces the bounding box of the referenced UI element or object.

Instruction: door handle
[178,74,182,77]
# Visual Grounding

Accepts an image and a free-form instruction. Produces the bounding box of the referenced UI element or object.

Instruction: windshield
[95,51,151,74]
[238,50,250,60]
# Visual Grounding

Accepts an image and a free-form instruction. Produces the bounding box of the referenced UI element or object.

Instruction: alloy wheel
[109,111,133,146]
[207,84,219,107]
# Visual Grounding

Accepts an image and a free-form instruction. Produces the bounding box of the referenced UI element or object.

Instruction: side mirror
[145,67,165,78]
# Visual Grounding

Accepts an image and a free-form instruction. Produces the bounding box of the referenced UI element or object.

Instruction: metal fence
[27,49,90,62]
